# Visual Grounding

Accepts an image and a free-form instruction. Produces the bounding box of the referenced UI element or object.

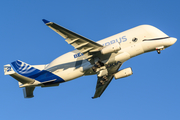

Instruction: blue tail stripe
[11,60,41,78]
[11,60,64,84]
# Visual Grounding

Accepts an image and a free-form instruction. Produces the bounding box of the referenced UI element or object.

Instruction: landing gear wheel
[92,61,105,72]
[103,76,108,82]
[96,62,101,68]
[100,80,105,85]
[157,49,161,54]
[92,66,97,72]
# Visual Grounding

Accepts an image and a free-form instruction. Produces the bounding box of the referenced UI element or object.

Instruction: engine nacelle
[101,42,121,54]
[114,67,133,79]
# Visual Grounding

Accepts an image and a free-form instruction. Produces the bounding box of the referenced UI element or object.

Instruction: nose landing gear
[156,49,161,54]
[156,46,164,54]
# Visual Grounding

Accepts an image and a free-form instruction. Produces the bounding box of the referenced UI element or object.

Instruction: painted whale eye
[132,37,138,42]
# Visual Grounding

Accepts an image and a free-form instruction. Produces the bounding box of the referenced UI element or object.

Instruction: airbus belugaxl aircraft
[4,19,177,98]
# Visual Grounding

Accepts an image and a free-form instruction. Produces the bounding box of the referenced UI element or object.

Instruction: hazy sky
[1,0,180,120]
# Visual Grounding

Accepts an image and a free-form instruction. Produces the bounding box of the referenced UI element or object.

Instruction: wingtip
[42,19,50,24]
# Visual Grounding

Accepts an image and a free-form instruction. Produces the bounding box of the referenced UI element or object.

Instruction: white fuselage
[44,25,176,82]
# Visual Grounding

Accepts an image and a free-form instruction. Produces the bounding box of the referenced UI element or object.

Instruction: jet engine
[114,67,133,79]
[101,42,121,54]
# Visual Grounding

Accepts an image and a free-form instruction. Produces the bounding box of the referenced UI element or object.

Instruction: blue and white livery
[4,19,177,98]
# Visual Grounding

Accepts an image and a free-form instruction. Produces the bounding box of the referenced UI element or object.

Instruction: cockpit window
[132,37,138,42]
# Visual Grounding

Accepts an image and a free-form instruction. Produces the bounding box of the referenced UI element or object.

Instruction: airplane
[4,19,177,98]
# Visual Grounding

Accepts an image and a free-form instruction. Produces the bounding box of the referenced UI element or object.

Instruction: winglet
[42,19,50,24]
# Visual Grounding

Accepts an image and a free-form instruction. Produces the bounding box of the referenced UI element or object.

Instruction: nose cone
[170,37,177,45]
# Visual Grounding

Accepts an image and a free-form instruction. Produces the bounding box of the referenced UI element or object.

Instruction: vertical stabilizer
[4,63,36,98]
[11,60,41,78]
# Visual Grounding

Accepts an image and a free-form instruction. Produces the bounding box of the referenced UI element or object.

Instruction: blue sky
[1,0,180,120]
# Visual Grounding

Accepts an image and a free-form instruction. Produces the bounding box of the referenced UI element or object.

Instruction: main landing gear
[92,61,104,72]
[92,61,109,85]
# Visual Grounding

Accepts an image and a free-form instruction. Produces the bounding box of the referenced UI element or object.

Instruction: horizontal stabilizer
[11,73,35,84]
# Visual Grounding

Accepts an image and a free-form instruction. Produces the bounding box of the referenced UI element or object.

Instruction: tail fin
[4,61,38,98]
[11,60,41,79]
[4,64,15,75]
[4,63,35,84]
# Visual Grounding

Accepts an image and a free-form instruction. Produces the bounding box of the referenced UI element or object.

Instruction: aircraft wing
[43,19,103,60]
[93,75,114,98]
[92,63,122,98]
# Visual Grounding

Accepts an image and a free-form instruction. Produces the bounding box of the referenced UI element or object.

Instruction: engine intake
[101,42,121,54]
[114,67,133,79]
